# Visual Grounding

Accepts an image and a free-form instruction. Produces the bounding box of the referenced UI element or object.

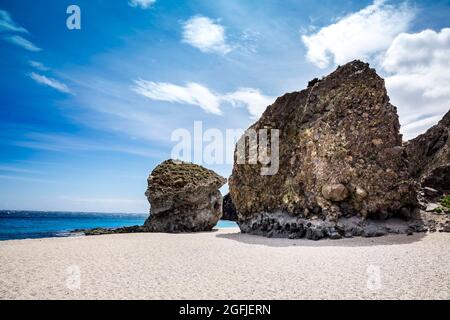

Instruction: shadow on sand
[216,230,427,248]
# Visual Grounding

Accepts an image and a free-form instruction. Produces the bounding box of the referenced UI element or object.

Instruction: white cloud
[29,72,71,94]
[299,1,450,140]
[301,0,415,68]
[132,80,222,115]
[0,9,28,33]
[128,0,156,9]
[29,60,49,71]
[224,88,274,119]
[132,80,274,118]
[182,15,232,54]
[381,28,450,139]
[4,35,41,52]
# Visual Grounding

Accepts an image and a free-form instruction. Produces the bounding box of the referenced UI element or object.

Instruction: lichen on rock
[144,159,227,232]
[229,60,419,239]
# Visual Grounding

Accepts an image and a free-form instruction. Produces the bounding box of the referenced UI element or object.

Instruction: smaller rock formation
[222,193,238,221]
[406,109,450,192]
[144,160,226,232]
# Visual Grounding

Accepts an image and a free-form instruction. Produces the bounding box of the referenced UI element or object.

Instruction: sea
[0,211,238,241]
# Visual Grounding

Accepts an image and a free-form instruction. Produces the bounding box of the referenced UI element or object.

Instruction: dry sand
[0,228,449,300]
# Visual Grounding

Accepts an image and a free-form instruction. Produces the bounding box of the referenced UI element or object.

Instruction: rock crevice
[406,110,450,192]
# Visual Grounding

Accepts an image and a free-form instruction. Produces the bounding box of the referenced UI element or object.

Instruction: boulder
[229,60,418,238]
[405,109,450,192]
[322,184,349,202]
[222,193,238,221]
[144,160,226,232]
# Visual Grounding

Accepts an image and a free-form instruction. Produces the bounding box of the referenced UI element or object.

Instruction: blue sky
[0,0,449,213]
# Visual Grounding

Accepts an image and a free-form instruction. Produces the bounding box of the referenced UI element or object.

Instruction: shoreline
[0,225,238,242]
[1,228,449,300]
[0,210,238,241]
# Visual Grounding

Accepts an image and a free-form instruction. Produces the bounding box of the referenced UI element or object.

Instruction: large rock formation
[144,160,226,232]
[405,110,450,192]
[229,60,419,239]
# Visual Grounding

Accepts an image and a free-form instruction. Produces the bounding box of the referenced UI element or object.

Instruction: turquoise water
[0,211,238,241]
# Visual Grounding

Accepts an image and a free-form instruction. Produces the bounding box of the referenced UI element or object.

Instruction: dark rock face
[229,60,418,239]
[222,193,238,221]
[144,160,226,232]
[405,110,450,192]
[238,211,431,240]
[75,225,147,236]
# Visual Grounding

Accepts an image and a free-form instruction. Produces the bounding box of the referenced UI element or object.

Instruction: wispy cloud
[0,9,28,33]
[401,115,444,140]
[29,72,71,94]
[13,132,160,158]
[0,165,43,175]
[56,72,183,144]
[0,9,42,53]
[128,0,156,9]
[29,60,49,71]
[182,15,232,54]
[132,80,274,119]
[301,0,415,68]
[0,164,51,184]
[224,88,275,119]
[4,35,41,52]
[132,80,222,115]
[0,175,56,184]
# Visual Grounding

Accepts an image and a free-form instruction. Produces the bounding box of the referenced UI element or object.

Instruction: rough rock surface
[237,210,449,240]
[405,110,450,192]
[222,193,238,221]
[229,60,418,239]
[144,160,226,232]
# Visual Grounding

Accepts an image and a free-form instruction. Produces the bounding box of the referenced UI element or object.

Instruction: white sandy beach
[0,228,449,300]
